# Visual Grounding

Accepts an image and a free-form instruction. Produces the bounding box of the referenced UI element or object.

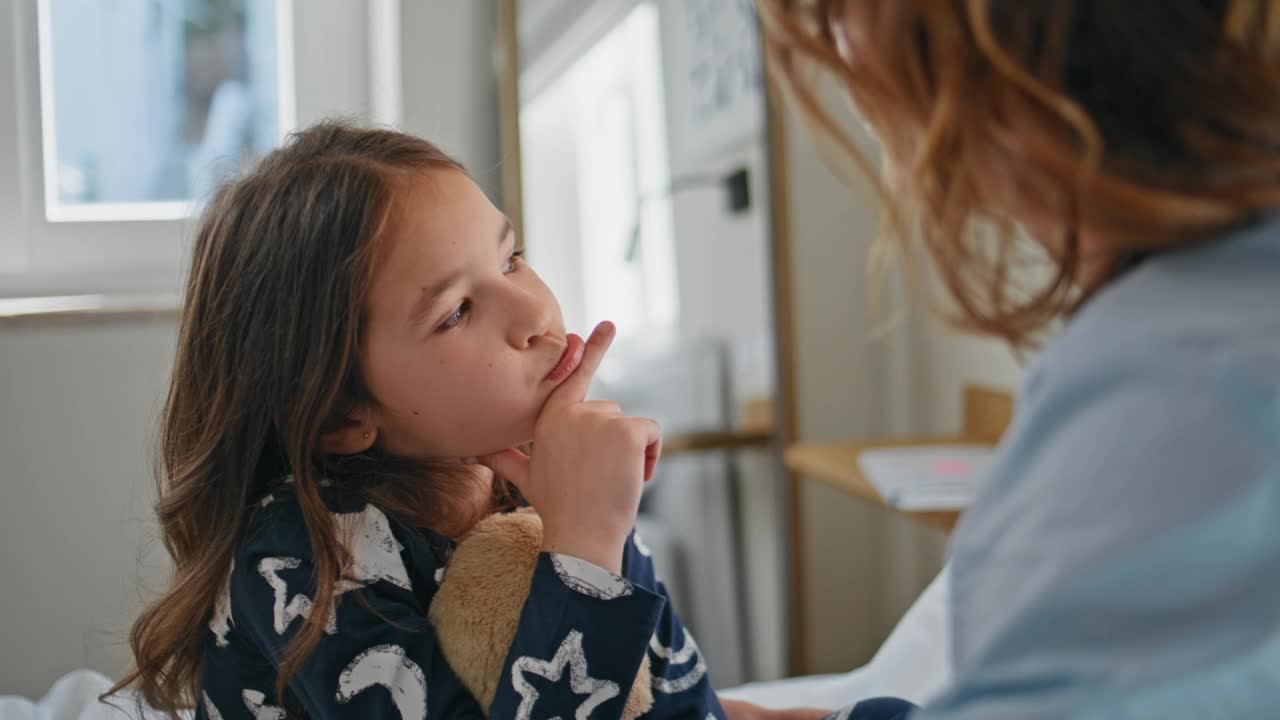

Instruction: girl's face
[356,170,572,461]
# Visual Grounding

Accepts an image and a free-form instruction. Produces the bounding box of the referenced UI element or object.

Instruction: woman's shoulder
[1043,214,1280,389]
[965,217,1280,552]
[958,222,1280,578]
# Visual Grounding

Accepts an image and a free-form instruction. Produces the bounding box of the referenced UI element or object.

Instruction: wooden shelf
[665,429,772,455]
[785,385,1014,534]
[663,394,776,455]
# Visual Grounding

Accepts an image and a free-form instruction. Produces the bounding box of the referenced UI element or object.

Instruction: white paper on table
[857,445,995,511]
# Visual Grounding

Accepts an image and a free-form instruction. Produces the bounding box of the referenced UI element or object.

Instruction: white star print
[259,556,365,636]
[241,689,286,719]
[209,560,234,647]
[255,504,411,637]
[550,553,634,600]
[336,505,412,591]
[511,630,620,720]
[650,628,707,694]
[202,692,225,720]
[258,557,313,635]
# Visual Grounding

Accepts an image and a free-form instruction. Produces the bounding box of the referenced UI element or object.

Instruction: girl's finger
[478,448,531,490]
[644,436,662,482]
[580,400,623,415]
[634,418,662,482]
[544,321,615,411]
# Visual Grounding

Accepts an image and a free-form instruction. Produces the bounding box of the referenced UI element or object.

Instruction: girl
[761,0,1280,718]
[104,122,807,719]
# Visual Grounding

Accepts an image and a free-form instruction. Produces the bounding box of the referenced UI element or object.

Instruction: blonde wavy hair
[760,0,1280,346]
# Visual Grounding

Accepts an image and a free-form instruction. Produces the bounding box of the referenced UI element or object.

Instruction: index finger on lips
[544,321,615,410]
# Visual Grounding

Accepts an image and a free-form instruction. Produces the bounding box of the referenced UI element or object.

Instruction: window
[2,0,384,289]
[520,2,679,341]
[37,0,293,222]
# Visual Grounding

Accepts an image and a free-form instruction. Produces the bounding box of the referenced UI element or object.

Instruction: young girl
[760,0,1280,718]
[105,122,813,719]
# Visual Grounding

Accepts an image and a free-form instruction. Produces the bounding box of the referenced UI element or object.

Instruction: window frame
[35,0,296,225]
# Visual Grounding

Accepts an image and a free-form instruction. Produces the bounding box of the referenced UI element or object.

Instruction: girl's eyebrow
[409,270,462,325]
[408,217,516,325]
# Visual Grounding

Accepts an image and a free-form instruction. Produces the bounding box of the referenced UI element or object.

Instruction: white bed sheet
[720,564,952,710]
[1,567,951,719]
[0,670,171,720]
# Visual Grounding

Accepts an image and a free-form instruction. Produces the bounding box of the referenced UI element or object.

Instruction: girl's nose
[506,287,554,349]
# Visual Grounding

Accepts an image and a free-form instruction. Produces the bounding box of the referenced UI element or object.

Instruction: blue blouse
[921,216,1280,718]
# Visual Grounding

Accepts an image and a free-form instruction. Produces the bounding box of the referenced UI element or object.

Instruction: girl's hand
[481,322,662,574]
[771,709,832,720]
[721,698,832,720]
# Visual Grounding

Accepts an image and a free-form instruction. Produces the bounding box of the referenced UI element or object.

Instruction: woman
[760,1,1280,717]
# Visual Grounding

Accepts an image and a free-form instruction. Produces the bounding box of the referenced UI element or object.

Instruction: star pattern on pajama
[209,560,235,647]
[250,504,411,639]
[257,555,369,636]
[202,692,224,720]
[511,629,620,720]
[242,688,287,719]
[337,505,412,591]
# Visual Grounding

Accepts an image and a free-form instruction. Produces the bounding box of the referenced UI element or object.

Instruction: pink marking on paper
[931,460,971,477]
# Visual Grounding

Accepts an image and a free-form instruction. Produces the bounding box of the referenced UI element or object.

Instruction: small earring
[362,432,370,439]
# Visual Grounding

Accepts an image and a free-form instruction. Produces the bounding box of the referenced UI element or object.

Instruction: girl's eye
[503,249,525,274]
[438,300,470,332]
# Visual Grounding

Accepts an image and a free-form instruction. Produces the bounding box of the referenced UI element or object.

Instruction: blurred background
[0,0,1023,701]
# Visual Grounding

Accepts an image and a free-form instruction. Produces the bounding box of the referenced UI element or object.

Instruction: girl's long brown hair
[760,0,1280,346]
[106,121,514,716]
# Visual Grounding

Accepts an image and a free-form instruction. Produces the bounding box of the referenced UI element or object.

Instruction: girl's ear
[317,410,377,455]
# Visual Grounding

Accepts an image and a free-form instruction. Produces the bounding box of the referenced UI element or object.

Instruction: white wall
[519,92,587,330]
[0,2,500,698]
[652,0,788,682]
[665,143,776,407]
[780,93,905,671]
[662,131,788,687]
[914,318,1024,435]
[778,86,1025,673]
[400,1,501,199]
[0,320,177,698]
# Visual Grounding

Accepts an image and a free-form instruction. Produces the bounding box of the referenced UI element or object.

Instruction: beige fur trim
[625,658,655,719]
[428,510,654,719]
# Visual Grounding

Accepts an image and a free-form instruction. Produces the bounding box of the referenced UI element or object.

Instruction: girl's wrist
[540,529,624,575]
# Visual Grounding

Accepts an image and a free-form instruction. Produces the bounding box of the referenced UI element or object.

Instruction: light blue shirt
[920,215,1280,719]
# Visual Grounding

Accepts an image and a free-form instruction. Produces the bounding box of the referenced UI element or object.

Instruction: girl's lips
[545,334,585,382]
